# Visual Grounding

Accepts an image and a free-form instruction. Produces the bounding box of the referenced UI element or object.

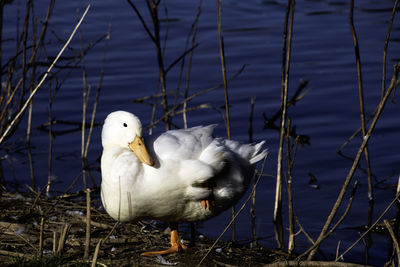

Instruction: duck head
[102,111,155,166]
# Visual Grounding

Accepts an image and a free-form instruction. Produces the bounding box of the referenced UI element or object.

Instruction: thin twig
[339,0,399,162]
[53,231,57,255]
[0,0,4,88]
[197,154,268,267]
[335,194,400,261]
[393,175,400,264]
[91,239,102,267]
[307,63,400,260]
[299,179,359,260]
[0,249,33,260]
[348,2,375,258]
[328,181,359,235]
[56,223,71,256]
[46,80,54,196]
[27,20,36,190]
[286,121,298,254]
[166,44,198,74]
[274,0,295,249]
[250,169,258,248]
[38,216,44,257]
[84,22,111,159]
[265,261,374,267]
[248,97,254,143]
[0,4,91,144]
[336,241,341,261]
[102,221,120,244]
[249,97,257,247]
[216,0,231,140]
[294,215,315,245]
[145,65,246,130]
[84,189,91,259]
[216,0,234,242]
[349,0,373,203]
[384,219,400,264]
[143,0,170,129]
[21,0,31,143]
[26,13,36,145]
[381,0,400,99]
[5,231,38,253]
[0,0,53,128]
[126,0,156,42]
[78,9,89,189]
[182,0,202,128]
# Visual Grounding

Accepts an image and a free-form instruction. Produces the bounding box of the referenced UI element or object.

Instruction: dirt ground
[0,190,287,266]
[0,190,378,267]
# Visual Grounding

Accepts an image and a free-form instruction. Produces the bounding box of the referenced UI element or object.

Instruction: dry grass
[0,191,282,267]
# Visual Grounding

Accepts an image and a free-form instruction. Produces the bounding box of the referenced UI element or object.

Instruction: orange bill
[128,136,155,166]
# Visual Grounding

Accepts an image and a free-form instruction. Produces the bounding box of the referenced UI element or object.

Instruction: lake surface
[2,0,400,265]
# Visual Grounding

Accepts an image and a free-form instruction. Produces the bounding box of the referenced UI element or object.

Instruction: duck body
[100,111,267,224]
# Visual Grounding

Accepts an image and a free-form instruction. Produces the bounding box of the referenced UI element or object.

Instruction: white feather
[100,111,267,223]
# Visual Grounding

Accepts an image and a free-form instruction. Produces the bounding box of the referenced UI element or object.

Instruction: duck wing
[146,125,223,197]
[151,125,217,160]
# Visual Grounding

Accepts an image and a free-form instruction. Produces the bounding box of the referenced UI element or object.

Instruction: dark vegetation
[0,0,399,266]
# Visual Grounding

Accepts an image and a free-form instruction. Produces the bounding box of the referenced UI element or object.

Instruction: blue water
[2,0,400,265]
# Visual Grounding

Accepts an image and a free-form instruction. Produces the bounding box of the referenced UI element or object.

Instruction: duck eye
[123,123,128,127]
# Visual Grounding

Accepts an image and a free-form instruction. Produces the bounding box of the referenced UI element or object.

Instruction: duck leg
[201,179,215,209]
[141,223,187,256]
[201,199,210,209]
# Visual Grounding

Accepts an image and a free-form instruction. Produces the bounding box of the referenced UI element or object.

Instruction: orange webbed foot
[141,229,187,256]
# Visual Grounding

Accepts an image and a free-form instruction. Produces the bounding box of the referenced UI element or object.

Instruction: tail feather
[249,141,267,165]
[223,139,267,165]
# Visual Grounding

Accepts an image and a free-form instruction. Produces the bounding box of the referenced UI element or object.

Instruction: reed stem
[286,120,298,254]
[46,81,53,197]
[84,188,91,260]
[274,0,295,250]
[384,219,400,265]
[381,0,400,99]
[216,0,233,242]
[198,154,268,267]
[0,4,91,144]
[307,62,400,259]
[349,0,373,204]
[182,0,202,128]
[78,15,89,189]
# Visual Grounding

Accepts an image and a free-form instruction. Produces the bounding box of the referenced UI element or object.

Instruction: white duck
[100,111,267,255]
